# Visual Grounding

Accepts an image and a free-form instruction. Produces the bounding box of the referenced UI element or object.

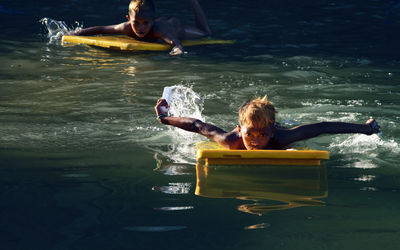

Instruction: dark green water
[1,1,400,249]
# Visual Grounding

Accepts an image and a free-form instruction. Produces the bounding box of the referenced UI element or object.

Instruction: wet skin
[238,125,274,150]
[126,13,154,38]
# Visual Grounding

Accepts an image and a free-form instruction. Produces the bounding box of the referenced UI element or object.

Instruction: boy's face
[239,124,273,150]
[127,12,154,38]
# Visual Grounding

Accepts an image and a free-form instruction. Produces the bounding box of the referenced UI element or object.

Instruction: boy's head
[238,96,277,150]
[127,0,155,38]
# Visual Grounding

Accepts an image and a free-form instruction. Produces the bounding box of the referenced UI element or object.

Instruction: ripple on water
[123,226,187,232]
[282,70,325,79]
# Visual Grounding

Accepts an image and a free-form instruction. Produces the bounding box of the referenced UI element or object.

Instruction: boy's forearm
[72,26,104,36]
[295,122,372,139]
[159,34,183,52]
[318,122,372,134]
[159,116,200,133]
[280,120,378,147]
[159,33,180,47]
[73,25,119,36]
[158,116,227,138]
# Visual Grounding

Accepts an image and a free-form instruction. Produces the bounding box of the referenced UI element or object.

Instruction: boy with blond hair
[154,96,381,150]
[70,0,211,55]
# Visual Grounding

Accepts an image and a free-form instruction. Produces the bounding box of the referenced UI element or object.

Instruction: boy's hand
[155,98,169,116]
[365,118,380,135]
[169,45,184,55]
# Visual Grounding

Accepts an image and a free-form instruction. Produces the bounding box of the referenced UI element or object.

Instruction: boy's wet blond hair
[129,0,155,15]
[238,96,276,127]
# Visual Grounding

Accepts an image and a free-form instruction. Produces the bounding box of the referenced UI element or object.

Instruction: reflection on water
[152,182,192,195]
[153,153,194,175]
[244,223,270,230]
[154,206,194,211]
[63,49,129,68]
[195,162,327,216]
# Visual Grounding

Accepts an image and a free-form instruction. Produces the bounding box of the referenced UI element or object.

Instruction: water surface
[1,0,400,249]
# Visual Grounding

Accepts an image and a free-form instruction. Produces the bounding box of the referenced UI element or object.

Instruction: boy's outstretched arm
[69,23,127,36]
[277,118,381,147]
[155,99,232,147]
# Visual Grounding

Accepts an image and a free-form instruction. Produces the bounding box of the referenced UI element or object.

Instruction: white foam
[329,134,400,154]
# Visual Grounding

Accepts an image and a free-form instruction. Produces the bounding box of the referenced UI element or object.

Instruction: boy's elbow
[191,119,203,133]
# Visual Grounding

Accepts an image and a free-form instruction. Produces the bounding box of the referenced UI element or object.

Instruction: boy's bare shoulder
[116,21,135,35]
[223,128,244,149]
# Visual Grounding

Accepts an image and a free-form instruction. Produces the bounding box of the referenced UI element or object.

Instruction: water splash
[40,17,82,44]
[164,85,205,162]
[147,85,205,164]
[167,85,204,123]
[329,134,400,155]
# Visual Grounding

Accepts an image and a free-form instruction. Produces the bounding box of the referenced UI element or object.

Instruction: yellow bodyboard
[62,35,235,51]
[196,141,330,165]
